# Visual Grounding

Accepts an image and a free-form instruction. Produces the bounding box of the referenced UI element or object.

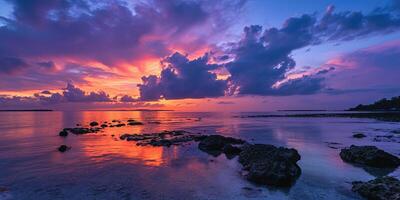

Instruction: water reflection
[0,111,399,199]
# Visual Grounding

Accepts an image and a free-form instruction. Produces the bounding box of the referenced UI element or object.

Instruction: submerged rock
[63,127,101,135]
[198,135,245,151]
[59,130,68,137]
[353,133,366,138]
[120,130,197,147]
[115,123,126,127]
[58,145,70,152]
[238,144,301,187]
[352,176,400,200]
[90,121,99,126]
[128,121,144,126]
[340,145,400,168]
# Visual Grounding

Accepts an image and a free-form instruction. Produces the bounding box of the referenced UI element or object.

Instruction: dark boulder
[90,121,99,126]
[353,133,367,138]
[223,144,242,159]
[101,124,108,128]
[352,176,400,200]
[340,145,400,168]
[59,130,68,137]
[238,144,301,187]
[198,135,245,152]
[58,145,70,152]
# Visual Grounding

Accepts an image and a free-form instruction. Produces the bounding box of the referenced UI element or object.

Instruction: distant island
[348,96,400,111]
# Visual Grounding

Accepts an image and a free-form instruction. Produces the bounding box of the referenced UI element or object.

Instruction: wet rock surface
[90,121,99,126]
[198,135,245,156]
[340,145,400,168]
[353,133,366,138]
[120,130,202,147]
[59,130,68,137]
[58,145,70,152]
[63,127,101,135]
[238,144,301,186]
[352,176,400,200]
[127,121,144,126]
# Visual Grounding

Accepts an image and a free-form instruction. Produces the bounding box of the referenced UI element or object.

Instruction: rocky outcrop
[340,145,400,168]
[238,144,301,187]
[63,127,101,135]
[198,135,244,150]
[120,130,201,147]
[352,176,400,200]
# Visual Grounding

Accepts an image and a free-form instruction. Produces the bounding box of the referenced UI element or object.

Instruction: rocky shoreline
[56,118,400,198]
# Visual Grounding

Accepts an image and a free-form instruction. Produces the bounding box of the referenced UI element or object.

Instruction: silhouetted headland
[349,96,400,111]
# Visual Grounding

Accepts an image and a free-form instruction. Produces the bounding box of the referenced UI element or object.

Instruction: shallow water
[0,111,399,200]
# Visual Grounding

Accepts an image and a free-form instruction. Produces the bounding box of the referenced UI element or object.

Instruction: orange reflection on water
[80,135,166,166]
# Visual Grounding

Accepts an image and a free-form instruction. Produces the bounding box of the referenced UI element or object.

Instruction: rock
[340,145,400,168]
[149,139,172,147]
[63,127,100,135]
[238,144,301,186]
[58,145,70,152]
[90,121,99,126]
[121,131,201,147]
[115,123,126,127]
[59,130,68,137]
[127,119,136,122]
[223,144,242,159]
[352,176,400,200]
[198,135,245,152]
[101,124,108,128]
[353,133,367,138]
[128,121,144,126]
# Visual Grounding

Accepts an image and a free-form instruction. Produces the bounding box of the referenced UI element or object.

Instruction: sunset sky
[1,0,400,111]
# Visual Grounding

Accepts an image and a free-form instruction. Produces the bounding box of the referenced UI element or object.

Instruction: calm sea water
[0,111,399,200]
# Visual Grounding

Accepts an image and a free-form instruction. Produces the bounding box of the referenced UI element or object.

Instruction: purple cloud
[120,95,137,102]
[138,52,227,100]
[0,57,29,74]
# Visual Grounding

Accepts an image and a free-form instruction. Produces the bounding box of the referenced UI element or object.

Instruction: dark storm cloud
[138,52,227,100]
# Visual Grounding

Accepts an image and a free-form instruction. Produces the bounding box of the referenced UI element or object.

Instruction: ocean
[0,111,399,200]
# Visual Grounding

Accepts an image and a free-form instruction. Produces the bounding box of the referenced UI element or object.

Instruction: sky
[0,0,400,111]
